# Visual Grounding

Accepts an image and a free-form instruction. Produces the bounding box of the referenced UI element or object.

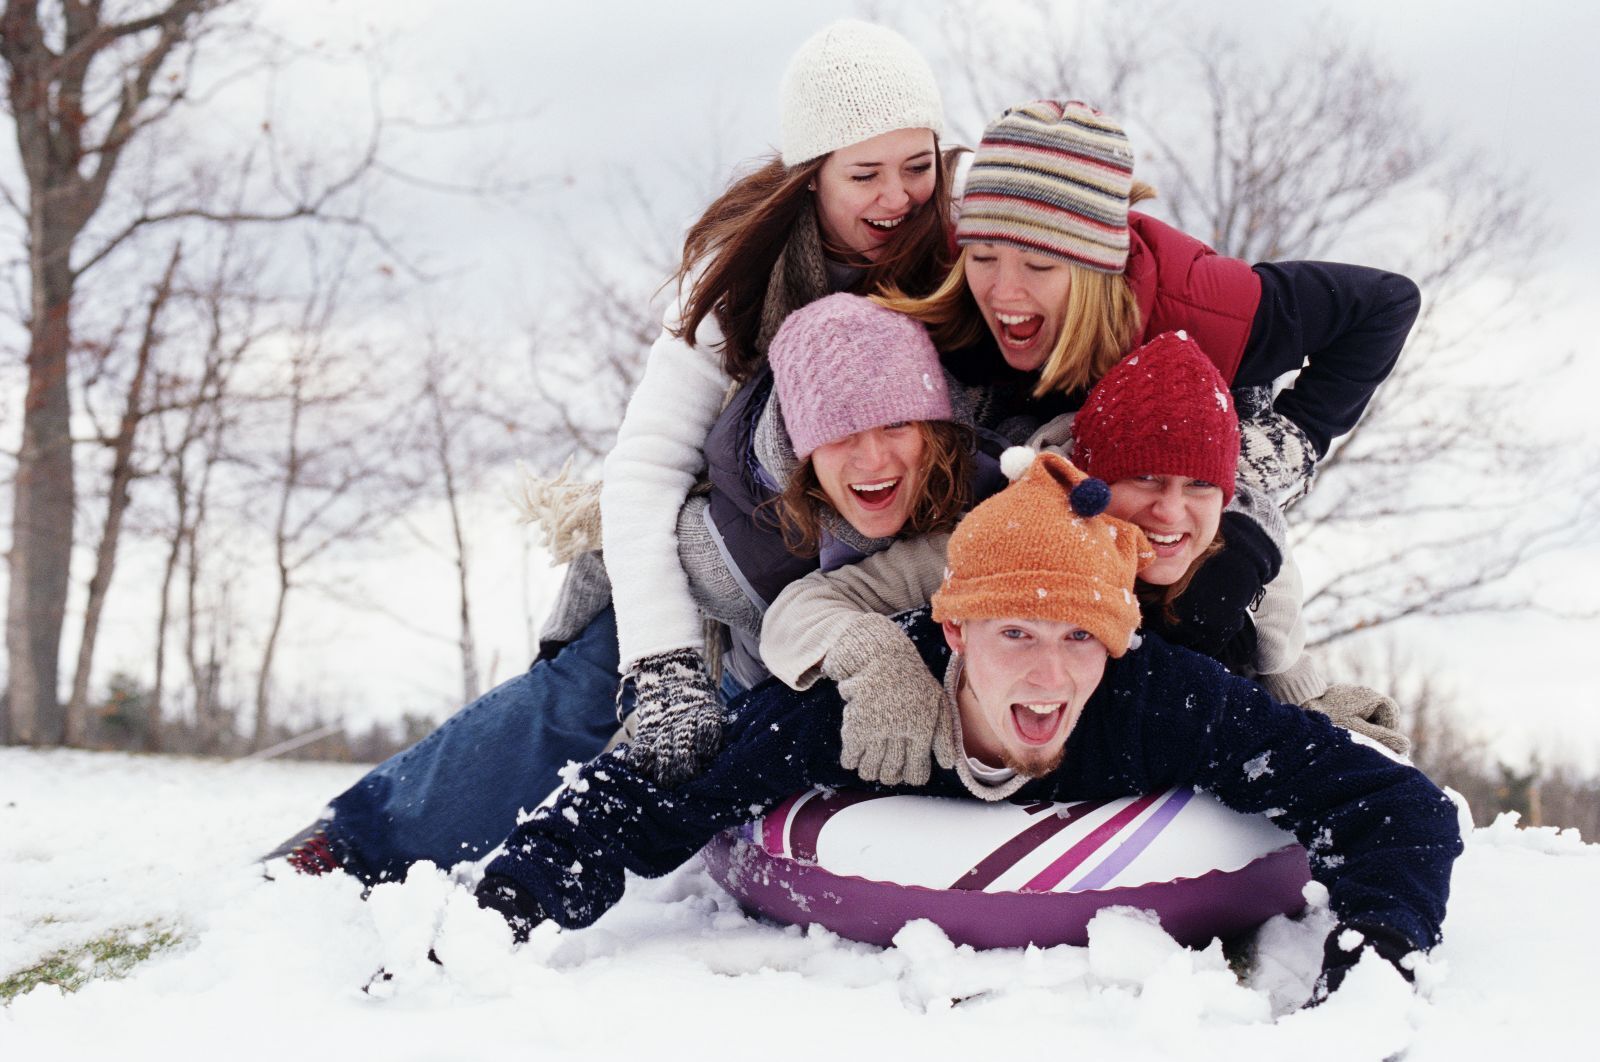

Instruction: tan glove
[823,613,952,786]
[1303,684,1413,757]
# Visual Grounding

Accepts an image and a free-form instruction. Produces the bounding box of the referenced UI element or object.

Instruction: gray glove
[623,648,725,786]
[823,613,953,786]
[1234,386,1319,508]
[1304,684,1413,757]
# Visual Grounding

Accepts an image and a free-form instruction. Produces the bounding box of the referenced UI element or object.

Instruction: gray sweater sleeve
[760,532,952,690]
[675,492,765,642]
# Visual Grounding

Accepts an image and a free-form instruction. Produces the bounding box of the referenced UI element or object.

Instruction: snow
[2,748,1595,1060]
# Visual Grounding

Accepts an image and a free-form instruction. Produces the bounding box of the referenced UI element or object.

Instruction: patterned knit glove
[1234,386,1319,507]
[623,648,726,787]
[1310,921,1418,1004]
[1304,684,1413,757]
[823,613,950,786]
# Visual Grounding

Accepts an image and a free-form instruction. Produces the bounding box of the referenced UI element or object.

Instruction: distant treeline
[71,669,1599,841]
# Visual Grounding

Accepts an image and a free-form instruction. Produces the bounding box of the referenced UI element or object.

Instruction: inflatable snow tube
[702,788,1310,950]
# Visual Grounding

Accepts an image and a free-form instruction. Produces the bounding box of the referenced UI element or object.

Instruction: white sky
[73,0,1600,766]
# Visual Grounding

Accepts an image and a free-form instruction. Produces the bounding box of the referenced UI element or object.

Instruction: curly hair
[770,420,974,557]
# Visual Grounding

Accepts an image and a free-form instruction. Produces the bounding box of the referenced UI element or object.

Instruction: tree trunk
[5,248,75,745]
[1,0,210,745]
[149,516,185,755]
[253,564,290,751]
[429,380,480,703]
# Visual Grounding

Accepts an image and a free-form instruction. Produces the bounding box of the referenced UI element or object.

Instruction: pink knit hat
[770,293,953,459]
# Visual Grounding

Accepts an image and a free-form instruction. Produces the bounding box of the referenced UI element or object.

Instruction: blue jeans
[324,607,624,883]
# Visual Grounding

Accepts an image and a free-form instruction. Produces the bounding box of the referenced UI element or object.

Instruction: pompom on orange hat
[931,450,1155,656]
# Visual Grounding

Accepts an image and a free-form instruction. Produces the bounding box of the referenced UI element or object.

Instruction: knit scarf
[754,206,836,358]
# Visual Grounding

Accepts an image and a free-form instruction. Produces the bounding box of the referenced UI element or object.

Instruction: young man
[476,452,1461,1002]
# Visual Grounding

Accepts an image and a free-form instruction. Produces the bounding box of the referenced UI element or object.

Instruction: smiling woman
[758,292,973,571]
[598,20,962,786]
[883,97,1420,506]
[812,128,939,261]
[266,20,968,881]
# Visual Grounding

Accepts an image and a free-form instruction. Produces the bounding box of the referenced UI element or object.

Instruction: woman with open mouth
[265,20,971,879]
[883,98,1420,516]
[269,294,1007,881]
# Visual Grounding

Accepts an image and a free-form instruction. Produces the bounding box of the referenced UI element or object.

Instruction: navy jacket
[486,609,1461,951]
[942,259,1419,457]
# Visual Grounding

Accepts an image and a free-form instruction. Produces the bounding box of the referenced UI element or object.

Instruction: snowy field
[1,748,1594,1061]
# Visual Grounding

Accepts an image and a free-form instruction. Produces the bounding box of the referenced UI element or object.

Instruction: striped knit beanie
[932,451,1153,656]
[1073,331,1241,503]
[780,21,945,166]
[769,293,953,460]
[955,100,1134,272]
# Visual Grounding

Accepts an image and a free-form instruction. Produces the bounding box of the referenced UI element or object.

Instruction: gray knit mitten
[1304,684,1413,757]
[823,613,951,786]
[624,648,725,786]
[1234,386,1319,507]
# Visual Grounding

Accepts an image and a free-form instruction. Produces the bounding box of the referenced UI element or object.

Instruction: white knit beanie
[780,20,945,167]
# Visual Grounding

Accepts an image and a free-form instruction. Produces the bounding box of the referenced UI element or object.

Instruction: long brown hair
[771,420,973,558]
[674,144,961,384]
[878,181,1158,398]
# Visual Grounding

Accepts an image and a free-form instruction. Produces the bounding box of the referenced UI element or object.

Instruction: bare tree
[142,232,265,752]
[240,236,410,751]
[62,242,182,743]
[520,171,685,467]
[390,329,539,703]
[1,0,524,747]
[0,0,218,743]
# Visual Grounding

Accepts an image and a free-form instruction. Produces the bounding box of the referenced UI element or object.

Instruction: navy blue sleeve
[1104,637,1462,950]
[1237,262,1420,455]
[482,680,859,928]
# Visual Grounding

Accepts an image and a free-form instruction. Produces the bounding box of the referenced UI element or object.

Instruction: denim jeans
[324,607,624,883]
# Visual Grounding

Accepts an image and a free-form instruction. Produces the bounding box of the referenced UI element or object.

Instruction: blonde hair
[877,180,1157,399]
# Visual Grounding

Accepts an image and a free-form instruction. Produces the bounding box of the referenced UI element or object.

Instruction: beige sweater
[760,529,1325,704]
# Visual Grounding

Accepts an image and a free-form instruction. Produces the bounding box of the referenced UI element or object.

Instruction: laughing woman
[596,21,962,787]
[266,20,963,878]
[890,99,1419,480]
[277,296,995,883]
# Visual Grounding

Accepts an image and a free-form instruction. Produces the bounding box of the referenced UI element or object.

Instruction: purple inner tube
[702,832,1311,950]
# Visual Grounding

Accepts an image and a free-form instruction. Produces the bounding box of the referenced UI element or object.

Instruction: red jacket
[1125,212,1261,383]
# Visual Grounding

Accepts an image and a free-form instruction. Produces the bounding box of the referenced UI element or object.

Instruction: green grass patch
[1,924,182,1003]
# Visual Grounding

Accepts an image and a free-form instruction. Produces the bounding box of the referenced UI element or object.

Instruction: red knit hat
[931,452,1154,656]
[1071,331,1240,503]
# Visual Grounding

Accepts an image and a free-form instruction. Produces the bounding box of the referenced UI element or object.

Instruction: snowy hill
[1,748,1593,1060]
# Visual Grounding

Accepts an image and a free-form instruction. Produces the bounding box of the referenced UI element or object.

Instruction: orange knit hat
[931,451,1154,656]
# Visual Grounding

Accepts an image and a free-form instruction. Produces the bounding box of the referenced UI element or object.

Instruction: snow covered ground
[1,748,1593,1061]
